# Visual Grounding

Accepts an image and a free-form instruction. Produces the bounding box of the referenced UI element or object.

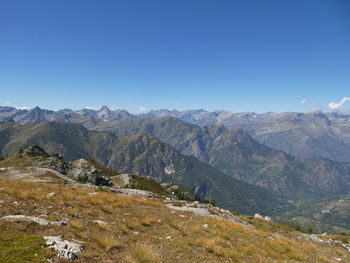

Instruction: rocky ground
[0,146,350,262]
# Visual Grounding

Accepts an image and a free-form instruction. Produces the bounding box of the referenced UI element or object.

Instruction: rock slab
[44,236,83,261]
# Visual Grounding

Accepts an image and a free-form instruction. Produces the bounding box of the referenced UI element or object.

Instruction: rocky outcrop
[25,144,49,157]
[44,236,83,261]
[1,215,67,226]
[39,156,112,187]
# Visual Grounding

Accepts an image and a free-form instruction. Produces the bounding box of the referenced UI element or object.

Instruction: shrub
[307,225,313,234]
[210,198,216,207]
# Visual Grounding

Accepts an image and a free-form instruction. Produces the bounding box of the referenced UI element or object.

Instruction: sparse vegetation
[0,229,53,262]
[307,225,313,234]
[210,197,216,207]
[95,235,120,252]
[130,242,159,263]
[0,152,349,263]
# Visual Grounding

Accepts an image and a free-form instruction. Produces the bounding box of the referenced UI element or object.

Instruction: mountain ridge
[2,105,350,162]
[0,121,287,215]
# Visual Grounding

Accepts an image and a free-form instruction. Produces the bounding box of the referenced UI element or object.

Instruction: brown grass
[95,235,121,252]
[130,242,159,263]
[0,178,347,263]
[100,204,113,214]
[69,219,84,230]
[140,216,157,227]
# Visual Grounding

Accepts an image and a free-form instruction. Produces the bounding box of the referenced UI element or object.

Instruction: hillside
[0,152,349,262]
[83,116,350,199]
[0,122,286,216]
[139,109,350,162]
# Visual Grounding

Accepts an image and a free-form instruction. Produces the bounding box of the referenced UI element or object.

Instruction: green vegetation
[210,198,216,207]
[233,209,240,216]
[0,229,53,263]
[307,225,313,234]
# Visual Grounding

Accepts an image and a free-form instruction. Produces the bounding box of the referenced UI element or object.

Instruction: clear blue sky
[0,0,349,113]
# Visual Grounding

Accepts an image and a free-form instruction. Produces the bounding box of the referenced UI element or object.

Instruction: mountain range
[1,105,350,231]
[80,116,350,199]
[1,105,350,162]
[0,120,287,215]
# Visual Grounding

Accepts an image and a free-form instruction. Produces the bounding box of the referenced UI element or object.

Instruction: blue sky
[0,0,349,113]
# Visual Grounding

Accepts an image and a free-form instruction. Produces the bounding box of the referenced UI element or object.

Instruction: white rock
[166,236,172,239]
[1,215,67,226]
[44,236,83,261]
[254,213,264,219]
[264,216,272,222]
[47,192,55,197]
[203,224,208,229]
[93,220,108,226]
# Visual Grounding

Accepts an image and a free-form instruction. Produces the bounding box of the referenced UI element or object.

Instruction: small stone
[264,216,272,222]
[47,192,55,197]
[93,220,108,226]
[254,213,264,219]
[166,236,172,240]
[203,224,208,229]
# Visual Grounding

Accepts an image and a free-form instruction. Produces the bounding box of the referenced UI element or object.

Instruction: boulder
[264,216,272,222]
[254,213,264,219]
[44,236,83,261]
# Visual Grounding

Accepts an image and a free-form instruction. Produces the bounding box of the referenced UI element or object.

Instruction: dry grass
[100,204,113,214]
[69,219,84,230]
[140,216,157,227]
[0,178,348,263]
[130,242,159,263]
[95,235,121,252]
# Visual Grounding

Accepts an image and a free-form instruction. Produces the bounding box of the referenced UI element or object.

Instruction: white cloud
[306,104,322,113]
[299,98,307,104]
[84,106,99,110]
[4,102,11,105]
[328,97,350,111]
[15,106,30,110]
[176,102,181,106]
[139,106,148,112]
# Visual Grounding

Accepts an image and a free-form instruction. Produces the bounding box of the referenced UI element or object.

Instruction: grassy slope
[0,178,349,263]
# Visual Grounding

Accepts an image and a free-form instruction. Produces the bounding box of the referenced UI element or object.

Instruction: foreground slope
[0,156,349,262]
[0,122,286,215]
